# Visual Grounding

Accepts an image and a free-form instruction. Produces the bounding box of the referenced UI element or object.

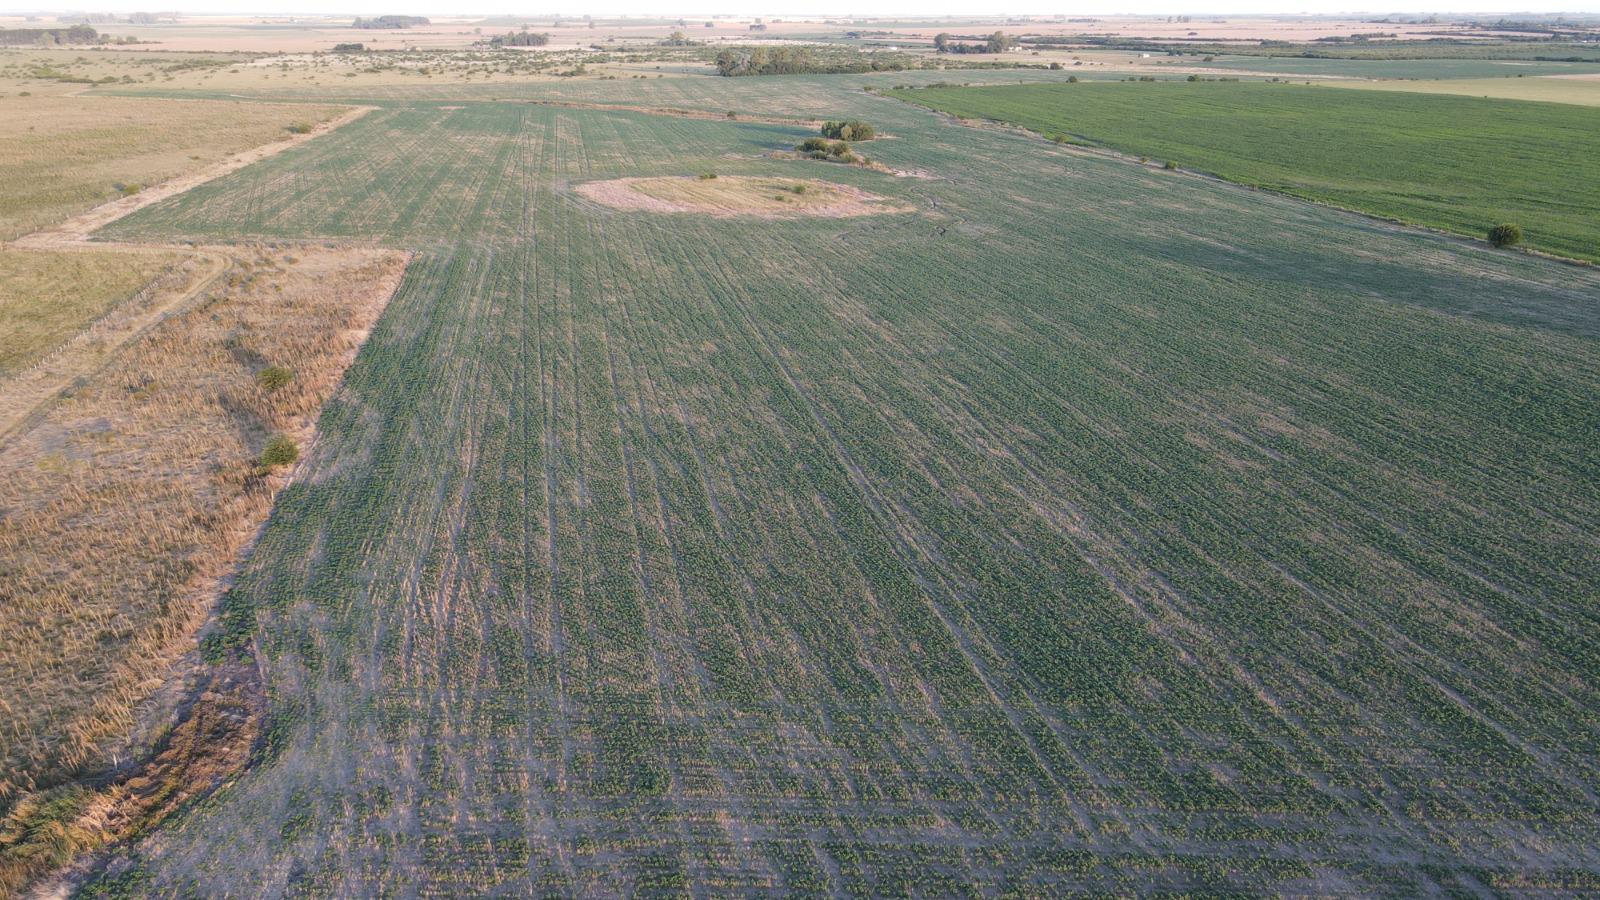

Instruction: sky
[4,3,1597,17]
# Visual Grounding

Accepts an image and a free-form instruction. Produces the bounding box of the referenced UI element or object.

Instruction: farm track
[69,77,1600,895]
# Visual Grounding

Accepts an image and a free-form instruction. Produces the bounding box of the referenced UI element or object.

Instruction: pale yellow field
[1329,74,1600,107]
[0,247,177,375]
[0,83,343,239]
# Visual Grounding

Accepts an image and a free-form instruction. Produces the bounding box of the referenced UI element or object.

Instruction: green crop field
[59,72,1600,894]
[897,80,1600,263]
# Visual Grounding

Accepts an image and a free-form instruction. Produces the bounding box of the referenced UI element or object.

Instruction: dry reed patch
[0,245,409,805]
[576,176,909,219]
[0,247,177,375]
[0,94,346,241]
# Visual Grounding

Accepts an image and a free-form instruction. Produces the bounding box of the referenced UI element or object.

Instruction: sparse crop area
[896,80,1600,261]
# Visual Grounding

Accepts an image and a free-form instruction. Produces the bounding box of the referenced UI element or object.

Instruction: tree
[934,32,951,51]
[1488,223,1523,248]
[985,31,1015,53]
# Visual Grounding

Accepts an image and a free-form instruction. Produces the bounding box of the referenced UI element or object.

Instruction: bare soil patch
[576,175,910,219]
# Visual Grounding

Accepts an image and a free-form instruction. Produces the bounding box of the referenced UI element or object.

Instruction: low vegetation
[897,81,1600,261]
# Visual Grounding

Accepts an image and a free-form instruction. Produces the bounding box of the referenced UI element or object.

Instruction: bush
[797,137,832,154]
[286,122,313,134]
[257,365,293,391]
[821,119,876,141]
[697,171,717,180]
[259,434,299,469]
[1164,160,1177,170]
[1487,222,1523,248]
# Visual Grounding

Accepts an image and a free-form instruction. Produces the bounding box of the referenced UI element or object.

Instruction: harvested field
[0,245,408,806]
[577,175,907,218]
[0,247,177,376]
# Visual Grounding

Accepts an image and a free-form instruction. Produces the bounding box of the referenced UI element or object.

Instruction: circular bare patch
[575,176,908,219]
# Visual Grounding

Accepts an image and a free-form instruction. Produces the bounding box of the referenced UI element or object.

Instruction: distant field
[0,247,175,375]
[898,81,1600,261]
[1331,74,1600,107]
[0,91,342,239]
[1195,55,1600,80]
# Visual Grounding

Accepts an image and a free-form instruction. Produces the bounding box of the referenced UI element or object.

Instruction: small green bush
[259,434,299,469]
[697,171,717,180]
[286,122,313,134]
[257,365,293,391]
[797,137,831,154]
[1487,222,1523,248]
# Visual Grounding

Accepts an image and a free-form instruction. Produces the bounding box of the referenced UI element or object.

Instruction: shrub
[697,171,717,180]
[1487,223,1523,248]
[797,137,832,154]
[257,365,293,391]
[1067,75,1078,83]
[286,122,313,134]
[1164,160,1177,170]
[820,119,876,141]
[259,434,299,469]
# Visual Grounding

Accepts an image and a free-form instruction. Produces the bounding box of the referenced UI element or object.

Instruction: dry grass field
[0,247,176,375]
[0,86,342,239]
[0,246,407,810]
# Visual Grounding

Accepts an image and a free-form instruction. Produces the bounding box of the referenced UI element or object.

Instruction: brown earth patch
[575,175,911,219]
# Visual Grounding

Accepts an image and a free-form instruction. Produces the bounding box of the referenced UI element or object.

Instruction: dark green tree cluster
[714,46,907,76]
[821,120,876,141]
[490,30,550,47]
[934,31,1015,54]
[0,24,99,46]
[796,137,862,163]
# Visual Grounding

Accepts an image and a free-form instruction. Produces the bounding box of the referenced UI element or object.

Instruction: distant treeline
[352,16,429,30]
[714,46,909,76]
[488,31,550,47]
[0,24,102,46]
[1020,34,1600,62]
[935,32,1017,54]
